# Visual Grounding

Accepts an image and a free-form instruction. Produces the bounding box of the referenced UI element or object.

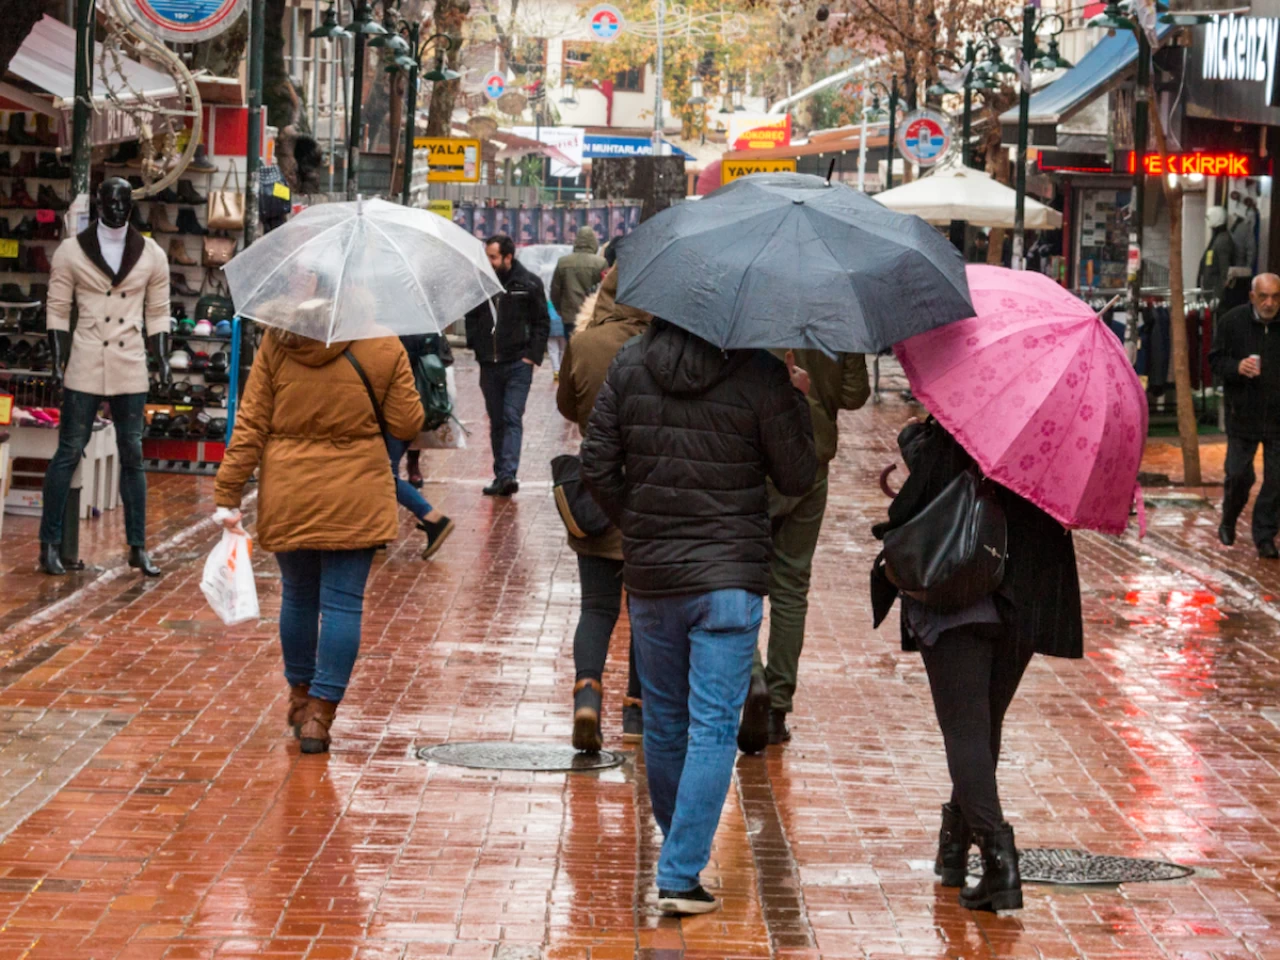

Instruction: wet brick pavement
[0,355,1279,958]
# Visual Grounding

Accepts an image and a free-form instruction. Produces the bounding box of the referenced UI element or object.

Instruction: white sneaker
[658,885,720,915]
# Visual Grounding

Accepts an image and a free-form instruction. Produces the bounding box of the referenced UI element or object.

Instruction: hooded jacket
[215,329,424,552]
[580,320,818,598]
[550,228,607,338]
[772,349,869,470]
[556,267,653,560]
[464,258,550,365]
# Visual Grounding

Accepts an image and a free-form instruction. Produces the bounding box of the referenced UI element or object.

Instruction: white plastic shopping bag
[201,530,260,625]
[412,366,468,450]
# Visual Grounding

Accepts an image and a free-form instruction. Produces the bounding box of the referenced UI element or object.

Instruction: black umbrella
[615,173,974,354]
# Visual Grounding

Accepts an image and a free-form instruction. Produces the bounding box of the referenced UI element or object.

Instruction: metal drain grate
[416,742,626,772]
[966,848,1193,885]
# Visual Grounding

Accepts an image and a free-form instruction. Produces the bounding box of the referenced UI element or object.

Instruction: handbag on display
[202,235,237,267]
[194,275,235,325]
[550,454,612,540]
[880,468,1007,612]
[207,164,245,231]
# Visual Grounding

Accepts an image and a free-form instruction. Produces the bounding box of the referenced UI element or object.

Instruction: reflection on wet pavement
[0,359,1277,957]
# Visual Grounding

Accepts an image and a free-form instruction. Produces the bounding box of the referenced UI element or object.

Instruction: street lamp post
[382,28,457,206]
[308,5,350,195]
[980,8,1068,270]
[864,76,898,191]
[342,0,387,199]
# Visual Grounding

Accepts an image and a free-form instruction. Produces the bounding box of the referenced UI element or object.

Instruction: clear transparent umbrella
[223,197,503,343]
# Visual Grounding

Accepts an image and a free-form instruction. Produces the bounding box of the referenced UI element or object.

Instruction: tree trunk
[263,0,309,135]
[0,0,46,79]
[424,0,470,137]
[1149,79,1201,485]
[192,17,248,76]
[389,72,407,197]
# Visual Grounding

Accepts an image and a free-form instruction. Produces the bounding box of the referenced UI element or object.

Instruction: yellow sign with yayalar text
[427,199,454,219]
[413,137,481,183]
[721,158,796,184]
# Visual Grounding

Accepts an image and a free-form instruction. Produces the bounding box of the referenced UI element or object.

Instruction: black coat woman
[871,417,1082,912]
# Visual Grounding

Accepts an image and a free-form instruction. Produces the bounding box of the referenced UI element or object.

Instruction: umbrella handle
[880,464,900,499]
[1097,294,1123,317]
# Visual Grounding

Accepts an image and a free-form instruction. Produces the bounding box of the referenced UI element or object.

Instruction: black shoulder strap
[343,348,390,437]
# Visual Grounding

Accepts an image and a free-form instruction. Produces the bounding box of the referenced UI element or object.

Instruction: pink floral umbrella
[894,264,1147,536]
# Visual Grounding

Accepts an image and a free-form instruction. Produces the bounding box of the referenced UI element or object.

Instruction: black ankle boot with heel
[958,821,1022,912]
[934,802,973,887]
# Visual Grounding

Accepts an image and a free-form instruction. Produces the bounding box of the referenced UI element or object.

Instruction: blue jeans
[276,548,376,703]
[478,359,533,481]
[630,589,762,891]
[40,389,147,546]
[386,434,432,521]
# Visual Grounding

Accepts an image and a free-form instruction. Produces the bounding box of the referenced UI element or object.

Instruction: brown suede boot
[572,678,603,753]
[287,684,310,738]
[299,697,339,754]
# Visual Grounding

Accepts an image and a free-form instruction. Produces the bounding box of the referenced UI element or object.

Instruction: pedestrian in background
[581,318,816,916]
[464,234,549,497]
[871,417,1082,913]
[556,265,651,752]
[391,333,453,558]
[215,299,424,754]
[1211,272,1280,558]
[401,333,453,490]
[550,227,607,376]
[738,349,870,753]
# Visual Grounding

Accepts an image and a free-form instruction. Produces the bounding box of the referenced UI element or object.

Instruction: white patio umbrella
[224,197,503,344]
[873,159,1063,230]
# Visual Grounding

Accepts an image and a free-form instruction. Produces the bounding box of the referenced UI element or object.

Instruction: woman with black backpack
[391,333,453,559]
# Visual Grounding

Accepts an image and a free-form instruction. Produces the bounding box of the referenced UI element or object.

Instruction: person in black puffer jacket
[463,234,550,497]
[580,318,815,917]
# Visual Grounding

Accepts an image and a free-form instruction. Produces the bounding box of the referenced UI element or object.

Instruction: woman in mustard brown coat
[215,306,423,754]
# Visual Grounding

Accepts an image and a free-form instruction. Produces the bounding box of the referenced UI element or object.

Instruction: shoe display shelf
[3,418,118,520]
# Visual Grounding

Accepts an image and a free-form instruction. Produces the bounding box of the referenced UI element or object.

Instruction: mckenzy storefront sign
[1191,11,1280,122]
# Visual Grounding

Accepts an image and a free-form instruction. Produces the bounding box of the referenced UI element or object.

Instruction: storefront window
[1076,187,1132,290]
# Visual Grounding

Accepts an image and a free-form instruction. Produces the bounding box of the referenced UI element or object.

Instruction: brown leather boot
[572,678,603,753]
[299,697,339,754]
[286,683,310,738]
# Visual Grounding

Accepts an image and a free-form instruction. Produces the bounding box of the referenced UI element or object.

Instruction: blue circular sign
[588,4,624,42]
[483,72,506,101]
[128,0,246,42]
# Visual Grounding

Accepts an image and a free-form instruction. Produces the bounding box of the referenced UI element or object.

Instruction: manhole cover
[966,849,1193,885]
[415,742,626,772]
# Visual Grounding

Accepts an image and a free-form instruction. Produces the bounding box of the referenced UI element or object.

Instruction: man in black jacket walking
[464,235,550,496]
[1210,272,1280,557]
[580,319,816,916]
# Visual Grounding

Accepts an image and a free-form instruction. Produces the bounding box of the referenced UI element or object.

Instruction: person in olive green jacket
[556,265,652,751]
[550,227,608,342]
[738,350,871,752]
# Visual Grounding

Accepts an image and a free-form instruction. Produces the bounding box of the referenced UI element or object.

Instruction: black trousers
[918,629,1035,835]
[574,554,642,699]
[1223,433,1280,546]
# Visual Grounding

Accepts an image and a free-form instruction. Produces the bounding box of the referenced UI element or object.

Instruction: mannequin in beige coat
[38,178,171,577]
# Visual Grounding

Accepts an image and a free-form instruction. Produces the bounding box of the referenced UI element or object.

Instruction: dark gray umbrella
[615,173,974,354]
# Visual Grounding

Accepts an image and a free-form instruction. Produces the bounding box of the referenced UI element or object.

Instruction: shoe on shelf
[36,185,67,212]
[130,207,152,233]
[767,707,791,745]
[176,179,206,204]
[176,208,208,235]
[658,885,719,916]
[9,181,36,208]
[736,672,770,754]
[155,186,182,204]
[11,217,34,240]
[572,678,603,752]
[1219,522,1236,546]
[35,153,69,179]
[621,696,643,743]
[150,206,179,233]
[168,238,197,265]
[103,142,139,167]
[188,145,218,173]
[418,515,454,560]
[935,802,973,888]
[12,153,36,177]
[170,273,198,297]
[1260,540,1279,560]
[959,822,1022,913]
[28,246,50,274]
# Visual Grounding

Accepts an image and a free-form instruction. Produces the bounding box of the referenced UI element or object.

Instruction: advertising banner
[722,157,797,183]
[512,126,585,178]
[727,113,792,151]
[413,137,481,182]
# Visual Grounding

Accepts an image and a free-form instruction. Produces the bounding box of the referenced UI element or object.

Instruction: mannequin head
[1207,206,1228,230]
[98,178,133,229]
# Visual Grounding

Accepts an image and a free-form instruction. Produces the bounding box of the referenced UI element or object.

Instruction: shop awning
[8,15,176,103]
[999,25,1173,129]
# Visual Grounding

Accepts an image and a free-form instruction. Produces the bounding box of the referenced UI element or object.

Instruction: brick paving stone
[1,355,1280,957]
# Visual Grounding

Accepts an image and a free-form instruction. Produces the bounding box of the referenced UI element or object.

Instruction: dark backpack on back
[413,353,453,431]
